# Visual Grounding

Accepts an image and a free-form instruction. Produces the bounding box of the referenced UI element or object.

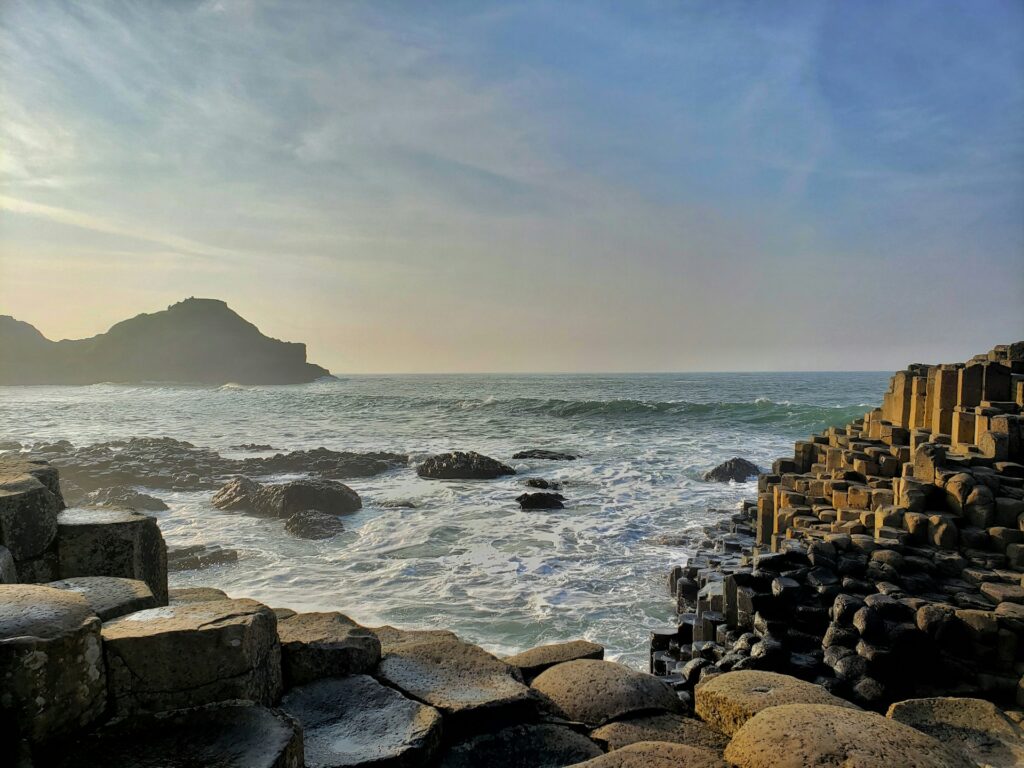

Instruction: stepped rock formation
[0,298,330,385]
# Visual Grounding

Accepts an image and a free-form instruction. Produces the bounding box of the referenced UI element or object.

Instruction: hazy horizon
[2,1,1023,374]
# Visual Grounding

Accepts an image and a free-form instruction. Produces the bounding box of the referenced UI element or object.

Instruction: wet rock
[376,629,533,734]
[724,702,974,768]
[887,697,1024,768]
[213,476,361,517]
[530,659,679,727]
[571,741,730,768]
[230,443,276,451]
[166,543,238,571]
[280,675,441,768]
[526,478,561,490]
[439,723,601,768]
[512,449,579,461]
[46,701,303,768]
[0,584,106,743]
[101,598,281,715]
[417,451,516,480]
[703,458,760,483]
[590,712,730,754]
[694,670,858,736]
[277,611,381,687]
[56,507,168,604]
[516,492,565,509]
[83,486,168,511]
[504,640,604,682]
[283,510,345,539]
[47,576,157,621]
[169,587,229,604]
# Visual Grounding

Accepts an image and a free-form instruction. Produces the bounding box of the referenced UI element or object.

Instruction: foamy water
[0,372,886,667]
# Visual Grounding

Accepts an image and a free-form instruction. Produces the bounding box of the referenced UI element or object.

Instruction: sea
[0,371,888,668]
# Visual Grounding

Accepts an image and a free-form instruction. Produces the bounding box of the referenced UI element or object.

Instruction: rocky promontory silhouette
[0,298,330,385]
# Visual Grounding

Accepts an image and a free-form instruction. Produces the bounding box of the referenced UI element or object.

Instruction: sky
[1,0,1022,373]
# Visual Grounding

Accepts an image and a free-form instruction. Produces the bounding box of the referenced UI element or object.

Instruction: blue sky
[1,1,1021,371]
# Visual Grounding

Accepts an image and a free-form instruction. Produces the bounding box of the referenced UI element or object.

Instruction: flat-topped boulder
[168,586,229,604]
[0,584,106,743]
[590,712,730,754]
[376,630,534,734]
[277,611,381,687]
[212,476,361,517]
[280,675,441,768]
[101,597,281,715]
[438,723,601,767]
[504,640,604,682]
[571,741,730,768]
[56,507,168,604]
[512,449,579,461]
[45,701,303,768]
[695,670,858,736]
[887,697,1024,768]
[724,703,974,768]
[417,451,516,480]
[703,457,760,483]
[48,576,156,620]
[530,659,679,727]
[0,457,64,581]
[166,543,238,571]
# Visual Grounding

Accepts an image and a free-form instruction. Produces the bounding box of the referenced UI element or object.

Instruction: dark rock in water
[244,447,406,479]
[380,499,417,508]
[166,544,239,572]
[702,457,760,483]
[512,449,579,461]
[284,510,344,540]
[516,492,565,509]
[417,451,516,480]
[211,476,361,517]
[0,297,331,384]
[230,443,275,451]
[84,486,168,512]
[526,478,561,490]
[0,440,21,451]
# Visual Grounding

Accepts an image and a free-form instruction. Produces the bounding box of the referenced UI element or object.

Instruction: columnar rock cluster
[654,343,1024,712]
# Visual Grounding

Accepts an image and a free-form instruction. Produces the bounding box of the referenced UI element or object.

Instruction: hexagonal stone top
[58,508,151,526]
[281,675,442,768]
[101,598,271,640]
[694,670,858,736]
[590,712,730,755]
[48,577,156,621]
[571,741,730,768]
[724,703,974,768]
[504,639,604,681]
[530,659,679,727]
[0,584,95,639]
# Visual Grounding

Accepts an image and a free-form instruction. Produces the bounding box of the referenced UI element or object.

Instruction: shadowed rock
[0,584,106,743]
[101,598,281,715]
[48,576,157,621]
[284,510,345,540]
[590,712,730,754]
[438,723,601,768]
[0,457,64,581]
[504,640,604,683]
[277,611,381,687]
[702,457,760,483]
[280,675,441,768]
[45,701,304,768]
[169,587,229,604]
[83,486,168,511]
[516,492,565,509]
[570,741,729,768]
[530,660,679,727]
[526,478,561,490]
[512,450,579,461]
[724,703,973,768]
[695,671,857,736]
[417,451,516,480]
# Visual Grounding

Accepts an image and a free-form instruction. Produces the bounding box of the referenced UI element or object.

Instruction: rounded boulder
[570,741,730,768]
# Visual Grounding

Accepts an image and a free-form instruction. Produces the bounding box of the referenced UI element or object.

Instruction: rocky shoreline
[2,344,1023,766]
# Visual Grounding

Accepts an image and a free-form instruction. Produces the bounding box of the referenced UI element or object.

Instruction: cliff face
[0,299,331,385]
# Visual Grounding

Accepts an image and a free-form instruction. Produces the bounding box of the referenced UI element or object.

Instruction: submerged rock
[702,457,760,483]
[513,449,579,461]
[516,492,565,509]
[284,510,344,540]
[280,675,441,768]
[526,478,561,490]
[417,451,516,480]
[83,485,168,511]
[166,543,239,572]
[212,476,361,517]
[230,443,276,451]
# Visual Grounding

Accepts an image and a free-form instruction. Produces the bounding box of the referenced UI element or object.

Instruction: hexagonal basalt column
[0,584,106,743]
[56,508,168,604]
[48,576,157,621]
[101,598,282,716]
[0,458,65,582]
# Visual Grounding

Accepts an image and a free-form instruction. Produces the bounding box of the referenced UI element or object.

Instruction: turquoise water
[0,372,887,667]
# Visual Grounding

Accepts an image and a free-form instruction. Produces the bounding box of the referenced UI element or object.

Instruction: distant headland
[0,298,331,385]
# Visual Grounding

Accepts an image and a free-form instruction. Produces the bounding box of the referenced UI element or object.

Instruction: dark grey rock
[703,457,760,483]
[417,451,516,480]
